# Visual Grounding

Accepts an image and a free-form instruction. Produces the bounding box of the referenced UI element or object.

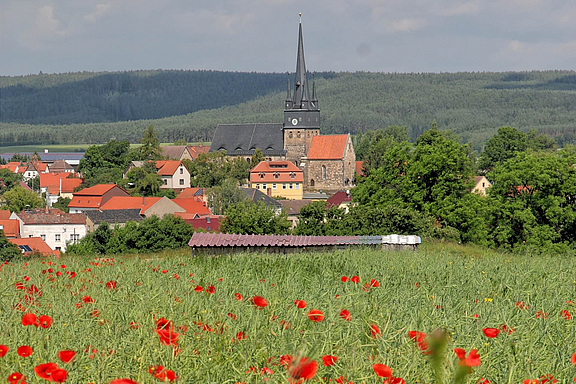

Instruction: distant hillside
[1,70,575,151]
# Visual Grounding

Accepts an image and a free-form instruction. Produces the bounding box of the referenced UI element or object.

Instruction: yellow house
[249,161,304,200]
[473,176,492,196]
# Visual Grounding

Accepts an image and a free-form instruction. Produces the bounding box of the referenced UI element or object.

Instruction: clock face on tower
[291,118,298,125]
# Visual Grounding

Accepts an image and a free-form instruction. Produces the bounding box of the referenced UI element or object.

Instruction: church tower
[283,15,320,165]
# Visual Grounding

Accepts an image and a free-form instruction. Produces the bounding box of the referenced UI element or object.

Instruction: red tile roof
[0,219,20,237]
[0,162,21,172]
[172,198,211,216]
[249,161,304,183]
[100,196,162,213]
[307,135,349,160]
[19,181,32,190]
[40,173,81,193]
[16,208,86,225]
[9,237,56,256]
[175,214,221,232]
[161,146,186,159]
[355,161,365,177]
[176,188,203,199]
[155,161,182,176]
[0,210,11,220]
[74,184,119,196]
[327,191,352,208]
[187,146,210,160]
[68,196,104,208]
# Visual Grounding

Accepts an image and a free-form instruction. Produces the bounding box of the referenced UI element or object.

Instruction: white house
[11,208,87,253]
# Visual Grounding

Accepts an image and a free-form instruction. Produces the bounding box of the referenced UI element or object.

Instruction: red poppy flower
[50,369,68,383]
[106,280,118,290]
[289,357,318,381]
[341,276,349,282]
[322,355,338,366]
[537,374,557,383]
[572,352,576,365]
[194,285,203,293]
[515,301,529,310]
[370,279,379,288]
[38,315,52,329]
[307,309,324,322]
[561,309,571,320]
[280,354,293,367]
[294,300,307,309]
[408,331,429,353]
[17,346,33,358]
[383,378,405,384]
[57,350,75,364]
[235,293,243,301]
[82,296,95,303]
[476,379,491,384]
[235,331,246,340]
[110,380,139,384]
[0,345,8,357]
[21,313,38,327]
[351,276,359,284]
[482,328,500,338]
[339,309,351,321]
[523,380,538,384]
[535,310,548,319]
[500,324,515,334]
[205,285,216,294]
[454,348,481,367]
[34,363,59,380]
[372,364,393,377]
[253,296,268,308]
[7,372,25,384]
[370,324,381,338]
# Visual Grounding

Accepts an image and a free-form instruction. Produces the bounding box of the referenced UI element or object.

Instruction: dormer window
[290,172,296,179]
[259,172,265,179]
[274,172,280,179]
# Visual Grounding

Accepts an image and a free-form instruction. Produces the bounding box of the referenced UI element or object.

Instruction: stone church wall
[307,159,345,191]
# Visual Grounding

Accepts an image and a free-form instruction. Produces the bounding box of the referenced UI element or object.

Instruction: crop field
[1,243,575,383]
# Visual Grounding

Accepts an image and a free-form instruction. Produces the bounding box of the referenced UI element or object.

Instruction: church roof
[307,135,349,160]
[209,124,286,156]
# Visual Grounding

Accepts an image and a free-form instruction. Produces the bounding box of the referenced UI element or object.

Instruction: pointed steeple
[293,14,311,109]
[310,80,318,110]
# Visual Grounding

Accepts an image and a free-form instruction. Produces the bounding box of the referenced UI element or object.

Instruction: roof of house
[48,160,75,172]
[176,188,203,199]
[302,192,329,200]
[209,124,286,156]
[278,200,314,216]
[0,210,11,220]
[240,188,282,209]
[474,176,489,184]
[0,219,20,237]
[161,146,187,160]
[249,161,304,183]
[175,214,221,232]
[9,237,56,256]
[85,209,143,225]
[100,196,162,213]
[18,181,31,191]
[73,184,120,196]
[0,162,21,172]
[16,208,86,225]
[355,161,365,177]
[68,196,104,209]
[171,198,211,216]
[327,191,353,208]
[155,160,182,176]
[25,161,48,173]
[40,173,82,193]
[187,146,210,160]
[307,134,349,160]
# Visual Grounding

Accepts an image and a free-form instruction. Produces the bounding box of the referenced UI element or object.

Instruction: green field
[1,243,575,383]
[0,143,210,155]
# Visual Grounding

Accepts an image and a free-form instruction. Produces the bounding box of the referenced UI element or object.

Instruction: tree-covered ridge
[0,70,575,150]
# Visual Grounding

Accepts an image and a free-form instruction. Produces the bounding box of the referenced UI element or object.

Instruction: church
[209,17,356,192]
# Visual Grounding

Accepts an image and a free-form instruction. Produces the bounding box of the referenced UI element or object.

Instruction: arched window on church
[322,165,326,180]
[310,179,315,187]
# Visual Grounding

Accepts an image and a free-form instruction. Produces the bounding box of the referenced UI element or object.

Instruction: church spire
[293,14,311,110]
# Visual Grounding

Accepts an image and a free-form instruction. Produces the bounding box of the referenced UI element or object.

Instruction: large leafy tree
[221,201,291,235]
[140,125,162,160]
[0,169,23,193]
[0,230,20,262]
[2,186,44,212]
[207,179,246,215]
[478,126,527,171]
[79,139,131,186]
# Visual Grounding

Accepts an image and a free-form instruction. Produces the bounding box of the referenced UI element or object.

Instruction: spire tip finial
[299,12,302,22]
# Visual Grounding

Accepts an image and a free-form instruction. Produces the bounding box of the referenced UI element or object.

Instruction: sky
[1,0,575,76]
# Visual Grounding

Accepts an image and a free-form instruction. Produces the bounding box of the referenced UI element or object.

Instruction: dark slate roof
[209,124,286,156]
[240,188,282,209]
[85,209,143,225]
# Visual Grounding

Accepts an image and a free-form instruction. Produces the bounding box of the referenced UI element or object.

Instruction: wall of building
[342,136,356,187]
[101,188,130,206]
[249,182,303,199]
[161,165,191,190]
[284,128,319,164]
[144,198,185,218]
[20,224,86,252]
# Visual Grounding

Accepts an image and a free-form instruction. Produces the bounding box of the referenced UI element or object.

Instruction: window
[55,247,61,252]
[263,184,267,190]
[180,168,183,174]
[297,131,301,138]
[482,182,485,188]
[272,184,277,190]
[55,234,61,242]
[322,165,327,180]
[206,217,211,223]
[40,234,46,241]
[260,172,265,179]
[163,179,168,185]
[295,183,300,190]
[290,172,295,179]
[310,179,315,187]
[29,235,33,238]
[282,183,287,190]
[70,234,80,241]
[289,183,293,189]
[179,179,184,185]
[206,226,211,231]
[256,184,260,189]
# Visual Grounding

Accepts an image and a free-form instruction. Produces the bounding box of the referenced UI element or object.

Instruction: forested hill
[1,70,575,150]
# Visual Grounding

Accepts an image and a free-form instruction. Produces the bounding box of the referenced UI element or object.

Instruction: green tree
[0,230,20,262]
[207,178,246,215]
[2,186,44,212]
[0,169,23,193]
[250,149,265,167]
[294,201,328,235]
[478,127,527,171]
[526,129,557,152]
[140,125,162,160]
[53,197,71,213]
[221,201,291,235]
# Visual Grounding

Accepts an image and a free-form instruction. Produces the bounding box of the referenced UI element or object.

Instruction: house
[171,198,211,216]
[240,188,283,214]
[161,145,210,161]
[84,209,143,232]
[0,210,11,220]
[100,196,185,217]
[22,161,48,181]
[0,162,22,173]
[249,161,304,199]
[11,208,86,253]
[125,160,191,192]
[187,146,210,160]
[0,219,20,238]
[278,200,314,228]
[174,214,221,232]
[40,173,82,206]
[326,191,353,213]
[47,160,75,173]
[472,176,492,196]
[303,134,356,192]
[302,192,329,201]
[68,184,130,213]
[9,237,57,256]
[176,187,204,199]
[355,161,365,178]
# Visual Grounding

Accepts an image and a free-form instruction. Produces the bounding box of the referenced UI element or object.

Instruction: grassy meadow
[1,242,575,383]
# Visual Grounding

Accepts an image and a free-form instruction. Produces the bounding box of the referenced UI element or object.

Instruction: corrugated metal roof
[188,233,421,248]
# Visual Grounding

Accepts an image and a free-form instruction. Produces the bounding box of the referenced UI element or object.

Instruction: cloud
[84,4,111,23]
[174,9,256,35]
[441,1,481,16]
